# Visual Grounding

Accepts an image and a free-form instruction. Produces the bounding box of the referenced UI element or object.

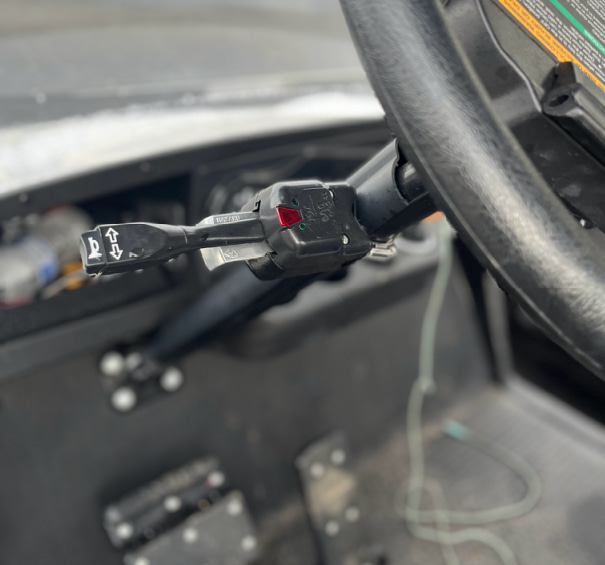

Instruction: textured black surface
[339,0,605,379]
[1,257,605,564]
[0,261,489,565]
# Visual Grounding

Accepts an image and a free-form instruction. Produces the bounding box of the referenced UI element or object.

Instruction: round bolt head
[160,367,184,392]
[310,462,325,479]
[241,535,257,552]
[330,449,346,466]
[116,522,134,540]
[207,470,225,488]
[342,234,349,245]
[133,558,150,565]
[182,527,199,544]
[163,496,182,512]
[345,506,360,523]
[227,498,243,516]
[324,520,340,537]
[111,387,137,413]
[100,351,125,377]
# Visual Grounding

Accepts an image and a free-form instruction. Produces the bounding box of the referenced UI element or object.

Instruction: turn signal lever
[81,141,435,285]
[81,142,436,388]
[81,181,372,280]
[80,213,265,276]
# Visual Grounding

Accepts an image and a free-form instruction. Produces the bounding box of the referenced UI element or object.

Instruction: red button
[276,206,302,227]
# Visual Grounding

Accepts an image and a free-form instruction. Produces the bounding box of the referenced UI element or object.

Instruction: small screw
[330,449,346,466]
[100,351,125,377]
[291,198,299,206]
[163,496,182,512]
[116,522,134,540]
[342,234,349,245]
[227,498,243,516]
[299,223,307,230]
[111,387,137,413]
[183,527,199,544]
[160,367,184,392]
[345,506,360,523]
[325,520,340,537]
[133,558,150,565]
[310,462,325,479]
[207,470,226,488]
[241,535,257,552]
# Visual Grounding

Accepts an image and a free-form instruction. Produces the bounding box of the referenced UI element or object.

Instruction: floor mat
[356,379,605,565]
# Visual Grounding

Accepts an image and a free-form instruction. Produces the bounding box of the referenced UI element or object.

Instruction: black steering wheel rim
[340,0,605,379]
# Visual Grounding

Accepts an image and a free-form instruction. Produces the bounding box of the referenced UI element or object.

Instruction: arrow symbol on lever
[110,243,123,261]
[105,227,119,243]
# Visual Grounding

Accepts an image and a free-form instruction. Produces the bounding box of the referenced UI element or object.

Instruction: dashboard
[0,116,474,565]
[0,120,392,382]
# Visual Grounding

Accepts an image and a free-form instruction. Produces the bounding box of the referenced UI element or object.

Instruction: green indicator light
[299,223,307,230]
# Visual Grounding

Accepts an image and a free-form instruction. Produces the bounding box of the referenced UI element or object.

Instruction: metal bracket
[124,491,258,565]
[296,432,386,565]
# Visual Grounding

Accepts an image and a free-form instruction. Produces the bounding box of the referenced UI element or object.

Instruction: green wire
[398,219,542,565]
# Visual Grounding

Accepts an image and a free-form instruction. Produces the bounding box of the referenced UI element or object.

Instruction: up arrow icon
[105,227,119,243]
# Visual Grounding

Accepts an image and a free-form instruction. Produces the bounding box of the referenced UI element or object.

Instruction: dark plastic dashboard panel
[0,121,391,382]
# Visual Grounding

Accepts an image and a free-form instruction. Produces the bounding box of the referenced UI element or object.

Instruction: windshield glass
[0,0,366,126]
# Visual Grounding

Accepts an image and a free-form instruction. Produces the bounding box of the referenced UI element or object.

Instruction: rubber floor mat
[356,379,605,565]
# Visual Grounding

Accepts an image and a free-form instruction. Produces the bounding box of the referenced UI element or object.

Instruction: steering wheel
[340,0,605,380]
